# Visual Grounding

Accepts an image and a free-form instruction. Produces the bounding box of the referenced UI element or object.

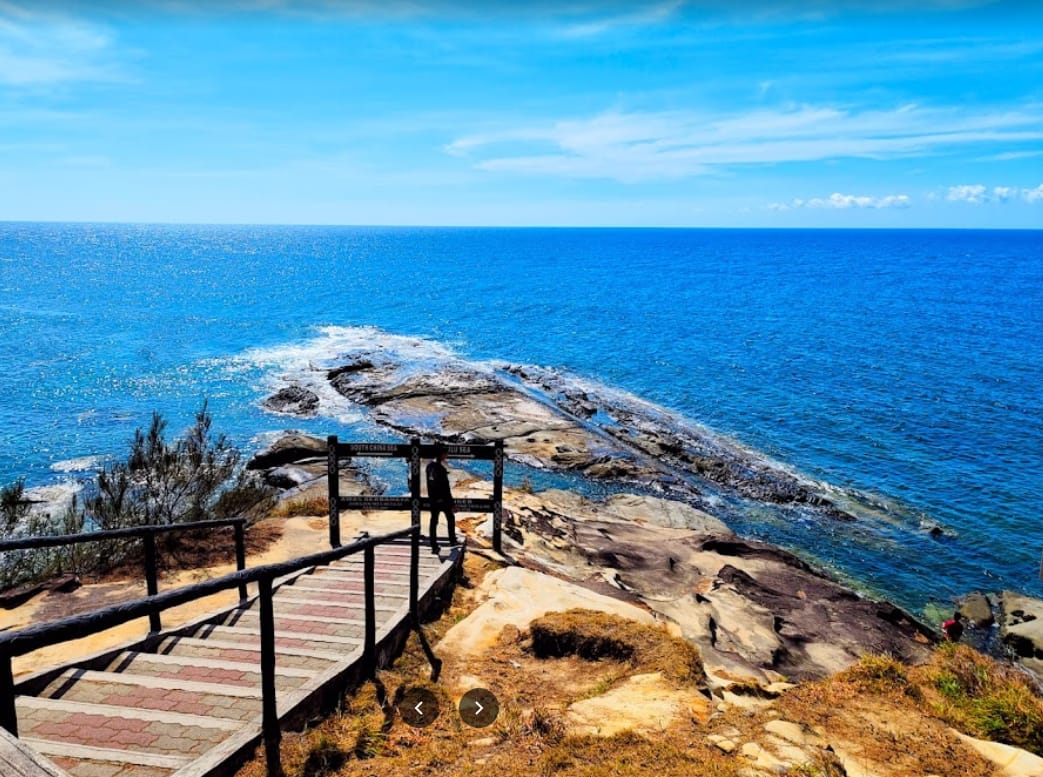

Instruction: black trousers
[429,501,457,547]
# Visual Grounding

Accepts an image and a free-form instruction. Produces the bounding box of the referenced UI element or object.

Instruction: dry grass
[234,557,742,777]
[536,731,741,777]
[837,653,922,699]
[775,651,1018,777]
[274,497,330,518]
[912,643,1043,755]
[232,557,1041,777]
[529,609,704,686]
[90,518,284,584]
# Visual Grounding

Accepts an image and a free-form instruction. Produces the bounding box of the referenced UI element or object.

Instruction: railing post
[409,437,421,530]
[363,542,376,677]
[143,531,161,633]
[0,646,17,737]
[492,440,504,554]
[234,520,248,602]
[258,576,284,777]
[327,435,341,548]
[409,525,419,622]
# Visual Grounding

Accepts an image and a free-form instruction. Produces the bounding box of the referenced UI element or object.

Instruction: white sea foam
[226,326,464,426]
[50,455,105,473]
[237,325,458,373]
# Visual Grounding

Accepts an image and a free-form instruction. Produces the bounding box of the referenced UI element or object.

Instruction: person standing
[425,444,457,552]
[942,611,965,642]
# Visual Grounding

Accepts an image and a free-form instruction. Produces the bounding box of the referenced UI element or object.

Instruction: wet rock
[263,385,319,416]
[326,359,375,380]
[960,592,995,627]
[247,433,328,470]
[581,456,646,480]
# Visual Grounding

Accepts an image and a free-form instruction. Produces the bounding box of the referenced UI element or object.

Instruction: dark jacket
[426,460,453,502]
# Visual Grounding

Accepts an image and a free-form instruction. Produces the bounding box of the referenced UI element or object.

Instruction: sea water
[1,223,1040,615]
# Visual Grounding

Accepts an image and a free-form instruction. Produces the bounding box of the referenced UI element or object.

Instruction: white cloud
[984,150,1043,162]
[992,186,1016,202]
[771,192,911,211]
[0,2,121,86]
[946,183,1043,204]
[447,104,1043,182]
[947,184,988,203]
[555,0,686,39]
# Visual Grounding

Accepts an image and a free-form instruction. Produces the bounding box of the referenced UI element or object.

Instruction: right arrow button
[459,688,499,728]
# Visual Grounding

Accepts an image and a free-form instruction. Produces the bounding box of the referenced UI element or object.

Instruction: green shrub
[921,643,1043,755]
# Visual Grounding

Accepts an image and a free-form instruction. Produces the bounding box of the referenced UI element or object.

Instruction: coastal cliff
[257,346,950,687]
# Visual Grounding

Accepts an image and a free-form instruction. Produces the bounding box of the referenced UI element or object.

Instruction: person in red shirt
[942,611,965,642]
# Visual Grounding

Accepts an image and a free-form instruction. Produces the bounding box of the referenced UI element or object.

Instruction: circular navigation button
[458,688,499,728]
[398,687,439,728]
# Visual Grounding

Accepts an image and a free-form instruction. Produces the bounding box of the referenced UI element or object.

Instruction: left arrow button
[399,687,439,728]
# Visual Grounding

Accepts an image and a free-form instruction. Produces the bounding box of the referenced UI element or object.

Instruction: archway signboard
[327,436,504,553]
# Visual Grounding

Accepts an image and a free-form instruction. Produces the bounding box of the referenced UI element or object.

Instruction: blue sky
[1,1,1041,227]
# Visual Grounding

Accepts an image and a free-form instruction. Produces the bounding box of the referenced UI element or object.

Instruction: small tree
[1,479,31,536]
[2,403,275,592]
[88,401,243,530]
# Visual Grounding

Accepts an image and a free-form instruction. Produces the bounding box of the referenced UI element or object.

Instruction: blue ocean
[1,223,1041,617]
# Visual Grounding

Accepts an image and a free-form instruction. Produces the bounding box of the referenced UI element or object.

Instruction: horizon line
[2,219,1041,232]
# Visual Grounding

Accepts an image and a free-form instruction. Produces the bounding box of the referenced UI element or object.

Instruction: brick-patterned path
[11,538,454,777]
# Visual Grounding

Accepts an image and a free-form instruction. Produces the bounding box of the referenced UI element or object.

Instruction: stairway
[11,539,454,777]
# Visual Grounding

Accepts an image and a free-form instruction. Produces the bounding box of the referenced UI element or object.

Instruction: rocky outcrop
[324,356,657,484]
[490,487,934,683]
[503,363,857,520]
[999,592,1043,677]
[263,386,319,416]
[245,433,381,509]
[291,352,864,524]
[263,465,315,490]
[960,592,996,627]
[246,433,327,470]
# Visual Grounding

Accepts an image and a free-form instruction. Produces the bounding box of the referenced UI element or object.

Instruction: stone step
[105,650,316,693]
[271,590,406,610]
[40,669,262,723]
[285,580,410,598]
[312,559,435,579]
[330,556,441,572]
[308,572,411,589]
[196,623,364,649]
[156,636,341,671]
[15,696,237,762]
[216,610,367,639]
[250,597,398,621]
[25,738,186,777]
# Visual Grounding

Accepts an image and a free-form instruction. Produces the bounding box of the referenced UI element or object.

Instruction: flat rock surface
[565,672,710,737]
[497,488,934,682]
[436,565,656,666]
[267,348,860,520]
[1000,592,1043,675]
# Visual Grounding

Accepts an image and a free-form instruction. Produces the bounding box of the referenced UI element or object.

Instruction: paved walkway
[10,538,458,777]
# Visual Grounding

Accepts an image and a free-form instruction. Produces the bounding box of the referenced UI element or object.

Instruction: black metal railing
[0,518,249,632]
[328,436,504,553]
[0,523,423,777]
